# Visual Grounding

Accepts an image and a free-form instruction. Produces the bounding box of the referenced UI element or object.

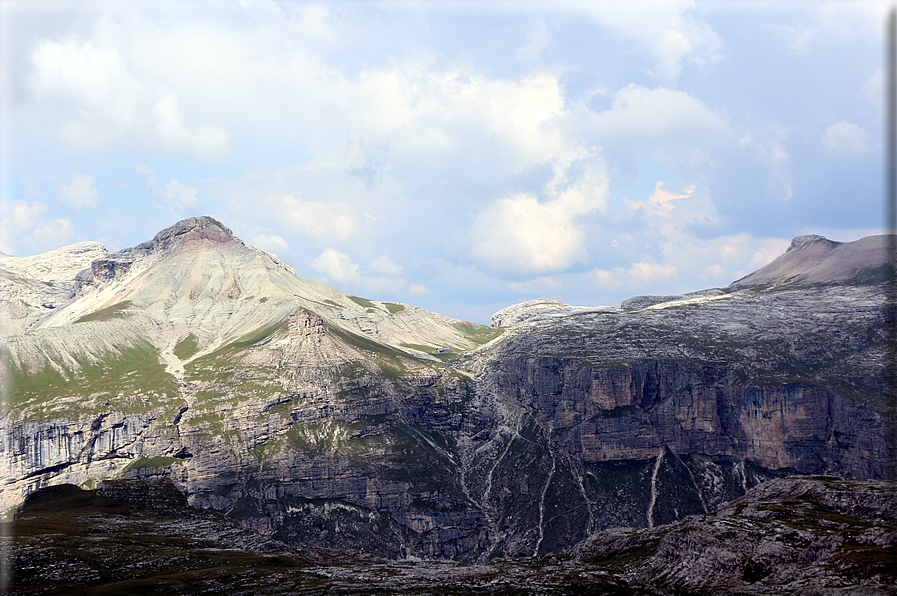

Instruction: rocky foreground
[3,476,895,595]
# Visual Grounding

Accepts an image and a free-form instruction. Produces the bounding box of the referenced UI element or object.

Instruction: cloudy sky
[1,0,887,323]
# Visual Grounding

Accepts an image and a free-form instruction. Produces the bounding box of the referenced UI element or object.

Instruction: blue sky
[1,0,887,323]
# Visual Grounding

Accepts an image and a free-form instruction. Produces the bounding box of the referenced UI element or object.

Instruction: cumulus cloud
[578,1,721,81]
[0,200,77,255]
[57,170,99,209]
[29,38,230,159]
[822,121,870,154]
[587,84,732,153]
[863,69,882,114]
[591,261,678,291]
[738,122,790,165]
[467,193,589,276]
[738,123,794,201]
[787,1,887,54]
[466,150,610,276]
[628,261,678,283]
[370,255,403,276]
[136,165,200,215]
[626,181,694,220]
[247,232,290,256]
[276,195,358,242]
[161,179,199,209]
[507,276,560,294]
[311,249,407,295]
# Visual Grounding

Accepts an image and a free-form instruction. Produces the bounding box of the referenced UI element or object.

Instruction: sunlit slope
[21,217,495,364]
[3,217,500,418]
[730,234,895,289]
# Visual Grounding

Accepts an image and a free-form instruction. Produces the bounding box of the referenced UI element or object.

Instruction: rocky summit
[2,218,895,591]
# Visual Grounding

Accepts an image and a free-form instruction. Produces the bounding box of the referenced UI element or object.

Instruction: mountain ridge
[2,218,892,567]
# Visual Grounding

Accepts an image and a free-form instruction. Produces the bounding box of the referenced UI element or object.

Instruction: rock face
[576,475,897,595]
[5,476,894,595]
[1,218,893,564]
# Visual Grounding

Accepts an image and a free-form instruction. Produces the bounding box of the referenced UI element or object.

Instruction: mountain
[2,218,893,565]
[730,234,896,289]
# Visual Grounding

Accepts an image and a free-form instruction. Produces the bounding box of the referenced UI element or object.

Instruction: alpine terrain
[2,217,895,593]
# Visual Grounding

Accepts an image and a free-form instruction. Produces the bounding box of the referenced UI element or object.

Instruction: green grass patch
[349,295,377,309]
[401,343,437,353]
[454,321,504,346]
[383,302,405,314]
[1,503,20,522]
[173,333,200,360]
[187,321,288,373]
[74,301,133,324]
[8,341,178,420]
[326,324,413,378]
[251,439,284,464]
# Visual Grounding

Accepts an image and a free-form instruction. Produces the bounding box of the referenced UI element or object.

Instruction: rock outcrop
[5,476,894,595]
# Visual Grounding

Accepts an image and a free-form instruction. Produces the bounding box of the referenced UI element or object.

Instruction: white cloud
[136,164,159,189]
[409,283,431,295]
[312,249,359,286]
[276,195,358,242]
[466,149,610,276]
[738,122,790,165]
[577,0,721,81]
[135,165,200,215]
[370,255,403,276]
[57,170,99,209]
[516,17,551,64]
[744,239,791,272]
[29,38,230,159]
[593,267,623,289]
[863,69,882,114]
[0,200,77,255]
[625,181,694,220]
[738,122,793,201]
[628,261,678,283]
[161,179,199,209]
[590,260,679,291]
[248,232,290,256]
[467,193,590,275]
[822,121,870,154]
[311,249,407,295]
[787,1,888,54]
[588,84,732,151]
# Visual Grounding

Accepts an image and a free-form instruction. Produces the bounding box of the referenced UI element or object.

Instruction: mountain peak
[786,234,838,252]
[731,234,895,289]
[140,216,235,255]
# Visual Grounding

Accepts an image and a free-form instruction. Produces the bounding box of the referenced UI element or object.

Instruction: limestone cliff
[1,218,892,562]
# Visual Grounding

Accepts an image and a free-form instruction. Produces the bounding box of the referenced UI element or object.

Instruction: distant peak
[787,234,838,252]
[731,234,893,289]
